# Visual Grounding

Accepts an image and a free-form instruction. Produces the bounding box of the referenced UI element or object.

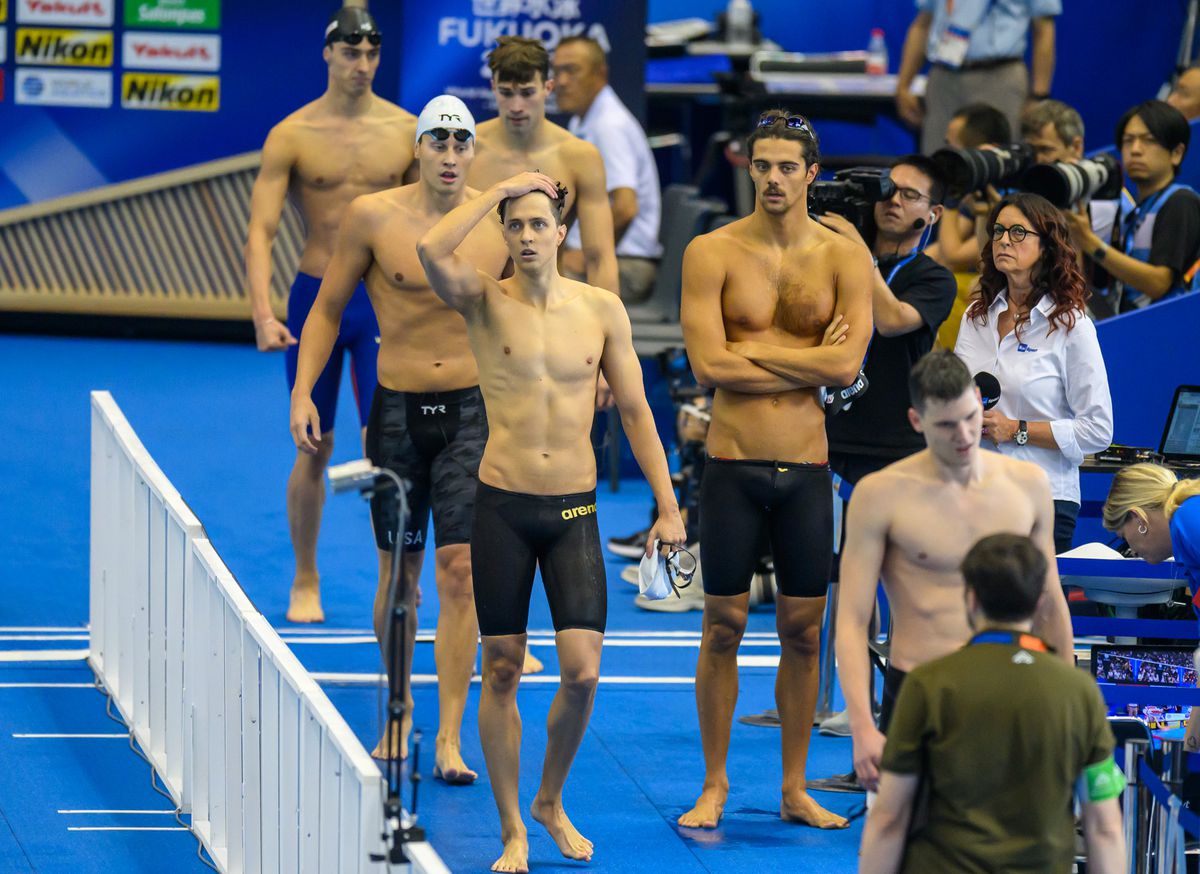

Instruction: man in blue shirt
[1067,101,1200,310]
[896,0,1061,154]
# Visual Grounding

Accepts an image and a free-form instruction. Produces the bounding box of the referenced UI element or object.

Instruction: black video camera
[809,167,896,231]
[931,143,1034,203]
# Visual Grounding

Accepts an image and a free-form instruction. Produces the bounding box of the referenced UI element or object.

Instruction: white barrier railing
[89,391,448,874]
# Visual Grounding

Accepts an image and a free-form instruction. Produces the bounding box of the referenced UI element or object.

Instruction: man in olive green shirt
[860,533,1126,873]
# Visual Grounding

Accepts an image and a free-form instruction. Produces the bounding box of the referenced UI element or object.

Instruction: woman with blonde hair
[1104,463,1200,601]
[1105,465,1200,746]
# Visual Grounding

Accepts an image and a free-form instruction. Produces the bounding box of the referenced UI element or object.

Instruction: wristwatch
[1015,420,1029,446]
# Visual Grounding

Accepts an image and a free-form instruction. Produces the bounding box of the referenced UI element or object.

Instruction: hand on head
[500,171,560,200]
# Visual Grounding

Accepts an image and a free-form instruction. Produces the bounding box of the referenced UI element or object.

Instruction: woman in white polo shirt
[955,192,1114,552]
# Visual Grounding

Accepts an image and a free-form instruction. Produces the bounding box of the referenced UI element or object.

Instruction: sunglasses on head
[757,113,813,135]
[428,127,472,143]
[336,31,382,47]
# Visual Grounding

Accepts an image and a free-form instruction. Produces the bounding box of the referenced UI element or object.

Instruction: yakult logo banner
[400,0,646,123]
[122,31,219,71]
[16,27,113,66]
[15,0,113,26]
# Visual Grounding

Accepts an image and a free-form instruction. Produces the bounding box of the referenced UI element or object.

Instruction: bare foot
[433,740,477,785]
[370,708,412,761]
[781,790,849,829]
[677,787,726,829]
[286,574,325,623]
[522,647,543,675]
[491,834,529,873]
[531,797,593,861]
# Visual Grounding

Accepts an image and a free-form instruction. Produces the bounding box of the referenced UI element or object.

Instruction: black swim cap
[324,7,381,47]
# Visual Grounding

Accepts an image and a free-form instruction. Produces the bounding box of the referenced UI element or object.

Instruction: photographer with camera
[1066,100,1200,311]
[954,193,1113,552]
[1019,100,1135,312]
[928,105,1017,275]
[816,156,957,488]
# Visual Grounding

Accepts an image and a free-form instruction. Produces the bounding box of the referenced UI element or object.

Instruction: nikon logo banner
[15,27,113,66]
[124,0,219,30]
[1,1,7,23]
[121,72,218,111]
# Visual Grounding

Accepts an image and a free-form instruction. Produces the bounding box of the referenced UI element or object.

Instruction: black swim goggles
[428,127,472,143]
[664,545,698,595]
[756,112,814,137]
[330,29,382,47]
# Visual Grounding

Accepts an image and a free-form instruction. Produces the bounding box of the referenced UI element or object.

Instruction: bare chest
[292,130,409,195]
[472,148,579,215]
[721,254,836,338]
[888,488,1038,573]
[480,300,603,383]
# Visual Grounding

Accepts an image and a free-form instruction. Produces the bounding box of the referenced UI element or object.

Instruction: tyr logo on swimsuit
[561,503,596,521]
[420,404,447,415]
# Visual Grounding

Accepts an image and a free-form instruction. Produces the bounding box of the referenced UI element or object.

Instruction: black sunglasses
[428,127,472,143]
[757,112,814,136]
[335,31,382,47]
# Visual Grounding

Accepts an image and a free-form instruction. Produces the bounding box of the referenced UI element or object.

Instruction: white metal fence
[88,390,448,873]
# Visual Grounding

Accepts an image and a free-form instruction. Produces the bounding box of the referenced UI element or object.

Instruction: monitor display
[1092,644,1195,726]
[1161,386,1200,460]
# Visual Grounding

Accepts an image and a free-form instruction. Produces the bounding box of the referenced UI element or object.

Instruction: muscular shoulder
[474,118,504,146]
[689,216,752,257]
[818,223,869,265]
[370,96,417,122]
[853,460,922,510]
[990,452,1051,497]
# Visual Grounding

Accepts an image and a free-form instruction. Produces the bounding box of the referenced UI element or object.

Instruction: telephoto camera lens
[1021,153,1123,209]
[931,143,1035,202]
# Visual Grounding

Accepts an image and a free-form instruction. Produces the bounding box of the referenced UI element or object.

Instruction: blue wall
[0,1,1186,209]
[648,0,1186,155]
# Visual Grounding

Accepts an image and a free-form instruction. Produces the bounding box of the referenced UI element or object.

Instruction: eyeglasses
[991,223,1040,243]
[427,127,472,143]
[757,113,814,137]
[896,187,932,204]
[336,31,382,47]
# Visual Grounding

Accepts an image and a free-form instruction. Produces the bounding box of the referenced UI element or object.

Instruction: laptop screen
[1092,644,1195,724]
[1160,385,1200,462]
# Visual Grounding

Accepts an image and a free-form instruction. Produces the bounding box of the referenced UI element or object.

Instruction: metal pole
[1124,738,1145,874]
[814,582,838,723]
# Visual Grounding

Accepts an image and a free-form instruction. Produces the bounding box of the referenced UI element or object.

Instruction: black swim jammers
[471,481,607,637]
[364,385,487,552]
[699,457,833,599]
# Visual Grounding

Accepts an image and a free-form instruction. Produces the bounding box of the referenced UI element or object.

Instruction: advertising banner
[121,72,218,110]
[15,0,113,27]
[16,27,114,67]
[122,31,220,71]
[399,0,647,123]
[15,67,112,106]
[124,0,219,30]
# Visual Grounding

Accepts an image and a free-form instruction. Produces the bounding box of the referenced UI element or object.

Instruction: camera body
[932,143,1035,203]
[1021,153,1123,209]
[809,167,896,231]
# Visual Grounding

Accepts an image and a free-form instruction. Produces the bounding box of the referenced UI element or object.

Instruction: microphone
[974,371,1001,411]
[911,217,926,230]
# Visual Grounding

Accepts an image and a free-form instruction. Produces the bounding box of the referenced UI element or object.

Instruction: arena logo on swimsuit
[561,503,596,521]
[15,27,113,66]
